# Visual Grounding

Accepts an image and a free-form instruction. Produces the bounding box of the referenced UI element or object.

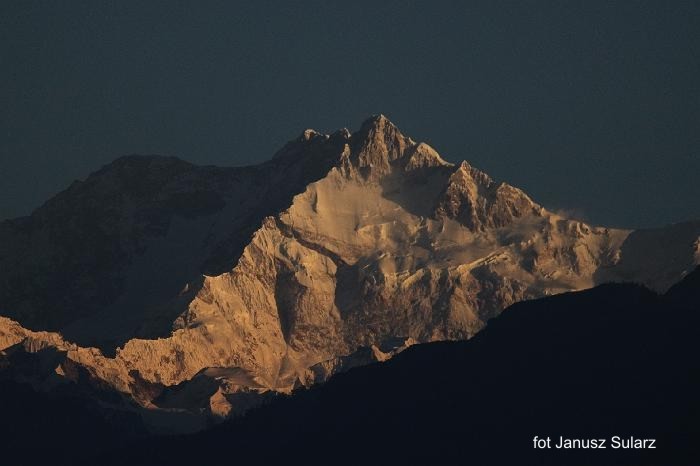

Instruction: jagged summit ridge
[348,114,421,178]
[275,114,460,181]
[435,160,541,231]
[276,114,445,175]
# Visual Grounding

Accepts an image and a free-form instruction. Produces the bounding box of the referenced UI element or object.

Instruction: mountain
[114,267,700,466]
[4,268,699,465]
[1,115,699,433]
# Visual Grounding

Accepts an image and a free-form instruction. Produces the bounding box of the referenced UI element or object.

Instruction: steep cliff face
[1,115,698,432]
[435,160,541,231]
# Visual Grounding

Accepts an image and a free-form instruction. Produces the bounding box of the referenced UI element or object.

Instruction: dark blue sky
[2,1,699,228]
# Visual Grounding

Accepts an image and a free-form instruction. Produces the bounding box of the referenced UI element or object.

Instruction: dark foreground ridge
[2,267,699,466]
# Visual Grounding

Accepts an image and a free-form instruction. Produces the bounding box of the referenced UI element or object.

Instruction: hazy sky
[2,1,698,228]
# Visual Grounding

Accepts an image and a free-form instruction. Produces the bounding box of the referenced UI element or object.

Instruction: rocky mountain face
[4,269,699,465]
[102,268,700,466]
[1,115,698,433]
